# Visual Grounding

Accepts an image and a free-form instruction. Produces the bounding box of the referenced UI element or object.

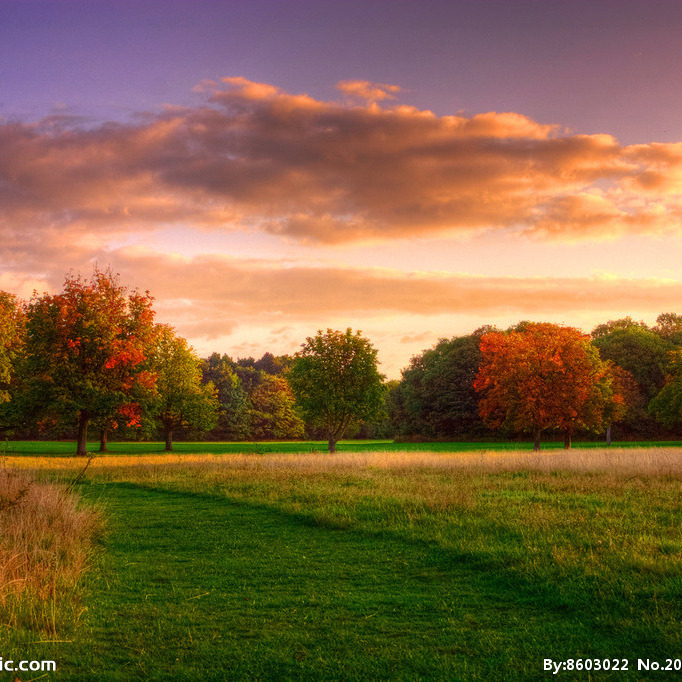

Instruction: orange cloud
[88,250,682,342]
[336,80,402,102]
[0,77,681,246]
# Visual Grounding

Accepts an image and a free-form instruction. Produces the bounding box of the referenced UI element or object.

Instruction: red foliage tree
[25,269,157,455]
[474,323,613,450]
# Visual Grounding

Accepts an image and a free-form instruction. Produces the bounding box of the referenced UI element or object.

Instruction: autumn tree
[653,312,682,345]
[248,373,304,439]
[25,270,157,455]
[0,292,27,434]
[289,328,385,453]
[150,325,218,451]
[474,323,613,450]
[604,364,642,445]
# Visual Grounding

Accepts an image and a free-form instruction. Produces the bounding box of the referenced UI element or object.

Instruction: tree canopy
[394,331,487,439]
[474,323,614,450]
[149,325,218,451]
[249,373,304,440]
[289,328,385,452]
[24,269,157,455]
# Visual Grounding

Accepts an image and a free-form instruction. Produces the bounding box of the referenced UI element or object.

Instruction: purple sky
[4,0,682,141]
[3,0,682,376]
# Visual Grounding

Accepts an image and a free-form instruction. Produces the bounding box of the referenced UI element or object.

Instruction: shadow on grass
[93,481,660,633]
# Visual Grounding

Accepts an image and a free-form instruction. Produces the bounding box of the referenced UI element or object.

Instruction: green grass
[3,448,682,679]
[3,438,682,457]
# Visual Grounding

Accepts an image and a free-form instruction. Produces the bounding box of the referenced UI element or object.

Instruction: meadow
[4,438,682,457]
[1,444,682,680]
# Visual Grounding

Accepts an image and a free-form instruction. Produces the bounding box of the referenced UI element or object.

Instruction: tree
[248,373,304,439]
[25,269,157,455]
[591,316,649,339]
[592,319,672,437]
[0,292,29,436]
[653,312,682,344]
[474,323,612,450]
[395,330,489,439]
[150,325,218,451]
[592,321,670,400]
[202,353,251,440]
[254,352,290,376]
[0,292,25,402]
[604,364,642,445]
[648,348,682,429]
[289,328,385,453]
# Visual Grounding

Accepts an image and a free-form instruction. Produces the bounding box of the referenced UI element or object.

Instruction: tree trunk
[533,429,541,452]
[564,429,572,449]
[606,424,612,446]
[99,428,108,452]
[165,428,173,452]
[328,438,337,454]
[76,411,90,457]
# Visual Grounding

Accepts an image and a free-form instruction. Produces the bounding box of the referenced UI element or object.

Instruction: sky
[3,0,682,378]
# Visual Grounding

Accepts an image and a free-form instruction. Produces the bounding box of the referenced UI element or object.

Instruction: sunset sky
[3,0,682,377]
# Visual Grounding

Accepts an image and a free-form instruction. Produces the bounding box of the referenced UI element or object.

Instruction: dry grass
[0,463,102,635]
[6,445,682,476]
[220,445,682,476]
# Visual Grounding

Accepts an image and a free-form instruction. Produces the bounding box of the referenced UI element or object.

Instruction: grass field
[3,437,682,457]
[2,445,682,680]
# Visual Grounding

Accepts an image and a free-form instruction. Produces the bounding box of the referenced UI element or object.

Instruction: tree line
[390,316,682,448]
[2,269,682,453]
[0,270,386,453]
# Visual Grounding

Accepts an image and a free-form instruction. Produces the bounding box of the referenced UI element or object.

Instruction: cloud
[335,80,402,102]
[2,77,681,248]
[83,249,682,342]
[400,332,433,345]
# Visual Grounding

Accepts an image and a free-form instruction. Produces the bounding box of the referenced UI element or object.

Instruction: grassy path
[65,481,512,680]
[6,475,675,680]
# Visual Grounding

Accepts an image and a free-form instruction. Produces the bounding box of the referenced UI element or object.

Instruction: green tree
[150,325,219,451]
[24,270,157,455]
[649,349,682,428]
[254,352,291,376]
[0,292,27,435]
[395,330,489,439]
[592,321,670,399]
[202,353,251,440]
[592,318,672,437]
[289,328,385,453]
[591,316,649,339]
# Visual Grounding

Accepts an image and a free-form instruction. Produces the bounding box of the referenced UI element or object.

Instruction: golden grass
[0,464,102,634]
[11,447,680,541]
[7,445,682,477]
